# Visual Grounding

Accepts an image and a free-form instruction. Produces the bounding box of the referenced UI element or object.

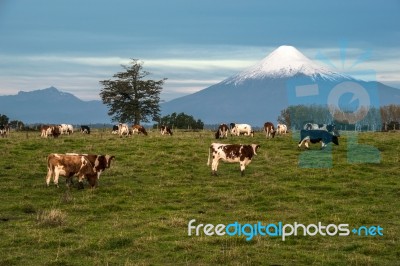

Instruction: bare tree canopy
[99,59,166,124]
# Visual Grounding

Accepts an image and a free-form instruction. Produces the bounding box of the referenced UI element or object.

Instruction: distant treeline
[278,104,400,131]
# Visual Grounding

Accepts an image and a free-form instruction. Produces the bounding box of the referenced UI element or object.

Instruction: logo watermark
[286,43,381,168]
[188,219,383,241]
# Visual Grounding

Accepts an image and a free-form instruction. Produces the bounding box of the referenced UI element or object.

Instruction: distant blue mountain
[0,87,111,124]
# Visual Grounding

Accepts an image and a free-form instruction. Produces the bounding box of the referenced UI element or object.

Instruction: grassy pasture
[0,129,399,265]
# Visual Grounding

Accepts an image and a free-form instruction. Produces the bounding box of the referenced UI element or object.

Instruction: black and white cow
[0,125,8,138]
[60,124,74,135]
[304,123,339,136]
[207,143,260,176]
[276,123,288,135]
[298,130,339,149]
[215,123,229,139]
[160,125,173,136]
[80,125,90,134]
[118,123,130,137]
[230,123,254,137]
[111,125,119,134]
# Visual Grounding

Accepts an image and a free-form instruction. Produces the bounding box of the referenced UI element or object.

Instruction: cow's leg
[53,169,60,188]
[66,173,74,187]
[211,160,219,176]
[305,140,310,149]
[240,161,246,176]
[45,168,53,187]
[298,139,304,148]
[321,141,326,149]
[66,177,73,187]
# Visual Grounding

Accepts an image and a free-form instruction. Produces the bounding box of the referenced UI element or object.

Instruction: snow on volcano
[225,45,351,84]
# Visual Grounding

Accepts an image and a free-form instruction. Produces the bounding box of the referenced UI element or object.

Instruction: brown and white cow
[160,125,173,136]
[215,123,229,139]
[46,154,94,188]
[207,143,260,176]
[65,153,115,187]
[41,125,61,138]
[46,153,115,188]
[264,122,276,138]
[132,125,148,136]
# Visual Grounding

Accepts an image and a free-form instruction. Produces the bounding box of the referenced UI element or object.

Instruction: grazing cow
[0,125,8,138]
[276,124,288,135]
[46,154,94,188]
[230,123,254,137]
[298,130,339,149]
[132,125,148,136]
[303,123,339,136]
[118,123,130,137]
[65,153,115,187]
[215,124,229,139]
[160,125,173,136]
[40,125,50,138]
[111,125,119,134]
[80,125,91,134]
[41,125,61,138]
[60,124,74,135]
[207,143,260,176]
[264,122,276,138]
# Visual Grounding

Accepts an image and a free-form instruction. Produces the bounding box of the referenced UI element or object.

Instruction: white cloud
[0,45,399,102]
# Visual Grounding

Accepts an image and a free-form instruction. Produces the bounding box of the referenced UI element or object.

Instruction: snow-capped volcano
[225,45,350,84]
[161,45,400,125]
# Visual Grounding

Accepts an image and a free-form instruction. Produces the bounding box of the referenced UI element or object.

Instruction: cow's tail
[207,145,211,166]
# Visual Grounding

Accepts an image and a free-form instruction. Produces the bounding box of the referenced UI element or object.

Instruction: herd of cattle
[2,121,340,189]
[40,121,340,188]
[209,122,339,176]
[38,123,173,138]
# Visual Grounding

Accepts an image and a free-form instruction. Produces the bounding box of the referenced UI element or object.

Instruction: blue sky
[0,0,399,101]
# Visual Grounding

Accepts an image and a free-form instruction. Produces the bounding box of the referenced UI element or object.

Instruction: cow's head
[52,126,61,137]
[229,123,236,129]
[97,155,115,169]
[92,155,115,178]
[251,144,260,155]
[332,136,339,145]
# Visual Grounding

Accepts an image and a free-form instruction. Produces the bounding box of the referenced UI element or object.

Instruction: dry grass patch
[37,208,66,227]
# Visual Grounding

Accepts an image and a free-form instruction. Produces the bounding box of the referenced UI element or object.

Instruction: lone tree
[100,59,166,124]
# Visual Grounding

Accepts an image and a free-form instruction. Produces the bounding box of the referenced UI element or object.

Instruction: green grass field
[0,130,399,265]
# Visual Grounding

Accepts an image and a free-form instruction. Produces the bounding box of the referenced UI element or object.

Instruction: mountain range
[0,87,110,124]
[161,45,400,125]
